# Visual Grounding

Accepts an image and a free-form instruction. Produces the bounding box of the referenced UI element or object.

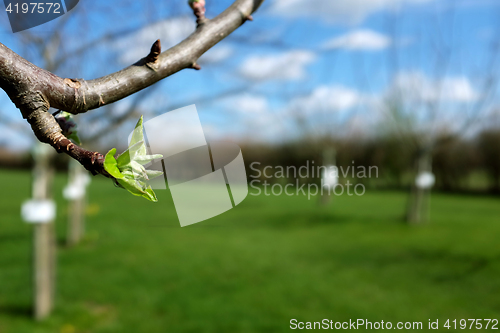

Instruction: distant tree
[477,129,500,193]
[379,7,500,224]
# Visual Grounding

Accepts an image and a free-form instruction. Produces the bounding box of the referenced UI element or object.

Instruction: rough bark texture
[0,0,263,176]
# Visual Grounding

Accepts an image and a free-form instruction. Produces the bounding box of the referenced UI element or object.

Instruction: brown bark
[0,0,263,176]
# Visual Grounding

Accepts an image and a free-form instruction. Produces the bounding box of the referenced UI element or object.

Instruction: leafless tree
[378,6,500,223]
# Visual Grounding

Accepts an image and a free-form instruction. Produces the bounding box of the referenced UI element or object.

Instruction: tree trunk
[320,147,336,206]
[66,160,87,247]
[31,143,56,320]
[406,151,432,224]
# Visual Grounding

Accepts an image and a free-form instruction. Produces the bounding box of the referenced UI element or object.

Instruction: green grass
[0,169,500,332]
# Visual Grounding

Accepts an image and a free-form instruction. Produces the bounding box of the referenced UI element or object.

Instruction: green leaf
[103,148,124,179]
[145,169,164,180]
[134,154,163,165]
[116,148,131,169]
[67,131,81,145]
[116,177,158,202]
[117,141,147,168]
[143,186,158,202]
[130,116,145,146]
[127,117,147,161]
[129,161,149,179]
[129,140,146,162]
[104,115,164,202]
[116,177,143,195]
[57,111,81,145]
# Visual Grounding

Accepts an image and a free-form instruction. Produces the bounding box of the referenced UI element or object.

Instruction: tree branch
[0,0,263,176]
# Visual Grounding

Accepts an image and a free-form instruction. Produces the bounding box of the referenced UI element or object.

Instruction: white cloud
[290,85,362,113]
[229,94,269,114]
[208,94,284,142]
[440,77,478,102]
[390,71,478,102]
[239,50,315,81]
[199,45,233,64]
[112,17,195,64]
[269,0,434,24]
[323,29,391,51]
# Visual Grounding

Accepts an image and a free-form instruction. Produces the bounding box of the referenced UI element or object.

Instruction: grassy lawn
[0,168,500,332]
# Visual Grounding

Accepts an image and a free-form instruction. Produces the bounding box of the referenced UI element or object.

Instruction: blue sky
[0,0,499,149]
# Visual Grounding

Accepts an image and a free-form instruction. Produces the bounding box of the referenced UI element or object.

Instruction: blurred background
[1,0,500,332]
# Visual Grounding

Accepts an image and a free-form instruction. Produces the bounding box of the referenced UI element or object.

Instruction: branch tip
[146,39,161,63]
[189,0,207,25]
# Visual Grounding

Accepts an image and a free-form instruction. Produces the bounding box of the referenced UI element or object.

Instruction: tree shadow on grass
[244,211,356,229]
[365,249,499,283]
[0,232,30,244]
[0,304,32,318]
[409,250,497,283]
